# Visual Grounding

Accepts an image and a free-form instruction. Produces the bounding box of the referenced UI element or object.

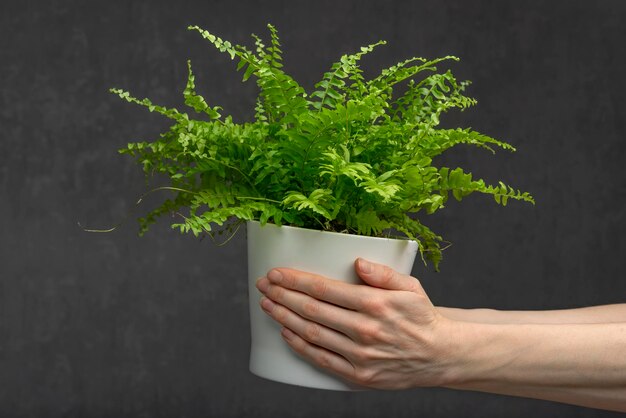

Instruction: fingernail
[267,269,283,283]
[357,258,372,274]
[256,277,269,293]
[260,297,274,313]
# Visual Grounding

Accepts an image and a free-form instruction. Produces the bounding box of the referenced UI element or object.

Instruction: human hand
[255,260,626,411]
[255,258,461,389]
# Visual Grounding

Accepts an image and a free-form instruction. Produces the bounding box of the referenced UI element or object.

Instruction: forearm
[258,262,626,411]
[438,304,626,324]
[443,321,626,411]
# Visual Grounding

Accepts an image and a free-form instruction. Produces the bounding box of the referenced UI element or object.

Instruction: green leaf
[111,23,534,271]
[184,61,222,119]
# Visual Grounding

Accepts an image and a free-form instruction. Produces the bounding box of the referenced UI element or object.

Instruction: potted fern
[110,24,533,390]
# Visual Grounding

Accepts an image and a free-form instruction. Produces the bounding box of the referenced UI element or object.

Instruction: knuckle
[289,337,306,354]
[354,368,377,387]
[379,265,395,285]
[303,323,322,343]
[282,271,297,288]
[273,305,289,323]
[302,300,320,317]
[310,278,328,299]
[268,285,285,301]
[316,352,332,370]
[362,296,388,315]
[355,321,383,343]
[413,277,422,288]
[351,347,375,364]
[407,277,423,293]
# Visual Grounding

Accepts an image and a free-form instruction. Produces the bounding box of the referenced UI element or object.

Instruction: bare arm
[256,259,626,412]
[438,304,626,324]
[445,320,626,411]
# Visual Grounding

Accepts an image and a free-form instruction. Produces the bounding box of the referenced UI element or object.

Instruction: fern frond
[282,189,336,219]
[438,167,535,206]
[112,24,534,271]
[183,61,222,119]
[110,88,188,123]
[319,149,372,184]
[361,174,401,202]
[190,25,308,125]
[393,215,444,270]
[416,128,515,158]
[348,207,392,236]
[370,55,459,91]
[187,25,239,60]
[266,23,283,69]
[311,40,386,110]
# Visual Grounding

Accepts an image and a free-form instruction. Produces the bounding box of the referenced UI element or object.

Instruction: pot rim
[247,219,418,246]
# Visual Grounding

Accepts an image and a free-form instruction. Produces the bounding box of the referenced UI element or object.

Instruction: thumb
[355,258,425,294]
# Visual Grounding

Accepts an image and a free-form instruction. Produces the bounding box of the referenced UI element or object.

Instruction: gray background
[1,0,625,417]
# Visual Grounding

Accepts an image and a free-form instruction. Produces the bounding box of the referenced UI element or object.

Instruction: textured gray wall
[1,0,625,417]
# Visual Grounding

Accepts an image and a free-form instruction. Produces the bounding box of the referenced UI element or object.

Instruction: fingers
[355,258,424,294]
[257,277,363,338]
[259,295,359,357]
[279,327,356,380]
[265,268,372,310]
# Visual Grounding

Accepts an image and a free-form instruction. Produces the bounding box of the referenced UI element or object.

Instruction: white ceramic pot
[247,220,419,391]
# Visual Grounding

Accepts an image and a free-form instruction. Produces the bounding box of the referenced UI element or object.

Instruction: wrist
[436,320,509,388]
[427,315,488,388]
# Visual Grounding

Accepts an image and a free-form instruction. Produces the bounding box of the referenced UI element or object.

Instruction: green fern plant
[111,24,534,270]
